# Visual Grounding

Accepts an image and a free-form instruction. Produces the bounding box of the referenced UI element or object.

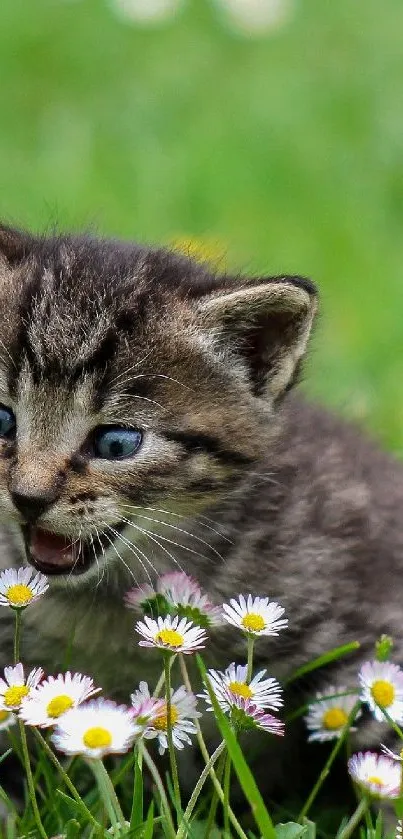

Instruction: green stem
[164,653,182,823]
[298,700,361,822]
[176,741,226,839]
[154,654,176,697]
[379,706,403,741]
[223,751,232,838]
[18,720,48,839]
[337,798,369,839]
[140,742,176,839]
[33,729,102,832]
[179,655,248,839]
[13,608,22,664]
[90,759,126,832]
[246,636,254,683]
[203,750,226,839]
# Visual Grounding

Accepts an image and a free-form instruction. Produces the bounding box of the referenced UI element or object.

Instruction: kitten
[0,222,401,800]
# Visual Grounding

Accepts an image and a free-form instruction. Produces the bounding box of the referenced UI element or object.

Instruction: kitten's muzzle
[22,525,92,576]
[11,487,59,523]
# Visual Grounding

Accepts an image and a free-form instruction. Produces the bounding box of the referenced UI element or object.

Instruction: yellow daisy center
[322,707,348,730]
[241,613,265,632]
[0,710,10,722]
[6,584,33,607]
[228,681,253,700]
[83,726,112,749]
[46,694,74,718]
[155,629,184,648]
[4,685,29,708]
[367,776,384,787]
[153,704,179,731]
[371,680,395,708]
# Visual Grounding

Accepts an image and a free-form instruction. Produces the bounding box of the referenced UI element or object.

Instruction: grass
[1,0,403,450]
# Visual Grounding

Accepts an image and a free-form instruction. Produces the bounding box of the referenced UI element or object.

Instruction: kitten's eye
[92,427,143,460]
[0,404,16,440]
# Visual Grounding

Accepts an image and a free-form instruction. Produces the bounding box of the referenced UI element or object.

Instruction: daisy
[158,571,223,627]
[125,584,156,611]
[142,685,201,754]
[201,663,282,712]
[130,681,166,726]
[0,663,43,711]
[0,708,17,731]
[222,594,287,637]
[0,567,48,609]
[305,687,360,742]
[348,751,401,799]
[359,661,403,723]
[135,614,207,654]
[225,691,284,736]
[19,672,101,728]
[51,698,140,759]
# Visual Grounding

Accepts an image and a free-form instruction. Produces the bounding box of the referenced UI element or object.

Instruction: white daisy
[130,681,166,726]
[222,594,287,637]
[0,708,17,731]
[0,663,44,711]
[348,751,401,799]
[224,692,284,736]
[201,663,282,712]
[143,685,201,755]
[0,567,48,609]
[305,687,360,742]
[135,614,207,654]
[51,698,140,759]
[110,0,184,25]
[359,661,403,723]
[214,0,294,36]
[19,672,101,728]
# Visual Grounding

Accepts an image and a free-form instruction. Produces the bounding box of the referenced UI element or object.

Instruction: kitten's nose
[10,488,59,523]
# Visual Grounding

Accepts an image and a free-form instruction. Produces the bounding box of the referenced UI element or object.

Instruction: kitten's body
[0,225,401,799]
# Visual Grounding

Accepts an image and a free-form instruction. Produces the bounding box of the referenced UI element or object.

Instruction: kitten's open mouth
[22,525,120,576]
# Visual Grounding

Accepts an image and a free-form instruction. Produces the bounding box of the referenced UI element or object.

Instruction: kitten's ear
[197,275,318,399]
[0,223,31,264]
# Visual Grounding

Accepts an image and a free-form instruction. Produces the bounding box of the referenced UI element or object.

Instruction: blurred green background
[1,0,403,451]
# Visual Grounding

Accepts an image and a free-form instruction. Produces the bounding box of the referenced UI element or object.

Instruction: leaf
[65,819,81,839]
[196,654,276,839]
[144,801,154,839]
[275,823,307,838]
[285,642,360,686]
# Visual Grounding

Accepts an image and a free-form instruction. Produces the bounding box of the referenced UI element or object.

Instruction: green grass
[1,0,403,450]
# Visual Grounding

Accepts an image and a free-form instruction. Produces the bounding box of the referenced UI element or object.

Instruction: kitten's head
[0,223,317,583]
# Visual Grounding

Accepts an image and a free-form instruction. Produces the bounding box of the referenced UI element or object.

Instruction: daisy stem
[154,654,176,698]
[176,741,226,839]
[18,720,48,839]
[223,750,232,838]
[379,706,403,741]
[337,797,368,839]
[33,729,102,832]
[13,608,22,664]
[140,742,176,839]
[164,653,182,823]
[297,700,361,823]
[246,636,254,683]
[179,655,248,839]
[90,759,126,831]
[203,750,226,839]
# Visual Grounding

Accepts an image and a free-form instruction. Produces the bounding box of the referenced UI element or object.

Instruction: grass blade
[285,642,360,686]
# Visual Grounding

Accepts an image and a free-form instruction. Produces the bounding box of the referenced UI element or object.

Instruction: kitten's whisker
[102,528,139,585]
[0,338,17,371]
[119,517,185,573]
[119,504,232,543]
[118,508,224,561]
[107,352,155,387]
[119,516,211,564]
[106,524,155,584]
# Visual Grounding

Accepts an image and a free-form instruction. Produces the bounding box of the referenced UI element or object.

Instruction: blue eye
[0,404,16,439]
[92,427,143,460]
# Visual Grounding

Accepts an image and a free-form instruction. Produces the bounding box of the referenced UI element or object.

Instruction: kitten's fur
[0,223,401,799]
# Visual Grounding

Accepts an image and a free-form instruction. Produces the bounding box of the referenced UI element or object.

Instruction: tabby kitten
[0,222,402,798]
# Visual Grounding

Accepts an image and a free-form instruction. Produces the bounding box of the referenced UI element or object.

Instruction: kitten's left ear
[0,223,32,264]
[196,275,318,399]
